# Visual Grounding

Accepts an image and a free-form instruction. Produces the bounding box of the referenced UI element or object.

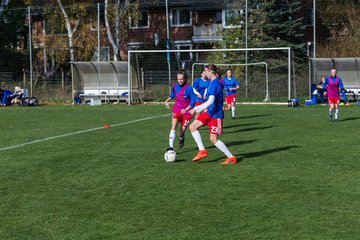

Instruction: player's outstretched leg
[213,139,237,165]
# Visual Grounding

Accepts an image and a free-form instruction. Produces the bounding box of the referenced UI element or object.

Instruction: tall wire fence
[0,1,359,102]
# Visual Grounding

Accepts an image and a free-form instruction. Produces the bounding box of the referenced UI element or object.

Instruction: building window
[171,8,192,27]
[215,11,222,24]
[175,42,192,69]
[222,9,244,28]
[130,11,149,29]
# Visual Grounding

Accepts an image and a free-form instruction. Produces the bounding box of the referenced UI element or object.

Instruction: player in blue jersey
[0,88,13,106]
[192,69,210,117]
[189,63,237,165]
[223,69,240,119]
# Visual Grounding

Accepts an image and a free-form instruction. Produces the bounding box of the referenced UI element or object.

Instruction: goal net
[128,47,291,103]
[191,62,269,101]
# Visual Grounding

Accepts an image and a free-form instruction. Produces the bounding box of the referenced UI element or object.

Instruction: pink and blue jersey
[206,78,224,119]
[323,76,344,98]
[192,77,210,103]
[169,83,196,113]
[223,77,239,96]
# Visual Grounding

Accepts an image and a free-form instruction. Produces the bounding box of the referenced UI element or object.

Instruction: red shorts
[328,97,339,104]
[173,112,193,127]
[196,112,223,135]
[226,94,236,104]
[195,102,204,107]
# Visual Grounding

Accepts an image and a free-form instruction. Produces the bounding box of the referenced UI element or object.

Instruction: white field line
[0,113,171,152]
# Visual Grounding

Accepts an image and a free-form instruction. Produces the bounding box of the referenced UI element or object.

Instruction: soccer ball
[164,150,177,163]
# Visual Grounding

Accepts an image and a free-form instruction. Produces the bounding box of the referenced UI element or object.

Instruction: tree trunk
[104,0,119,61]
[56,0,79,63]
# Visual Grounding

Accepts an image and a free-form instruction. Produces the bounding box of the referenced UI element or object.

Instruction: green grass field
[1,103,360,239]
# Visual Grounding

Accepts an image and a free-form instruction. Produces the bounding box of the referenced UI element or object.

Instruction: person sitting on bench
[0,88,13,107]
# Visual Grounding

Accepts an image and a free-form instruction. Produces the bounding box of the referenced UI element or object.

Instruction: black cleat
[329,114,332,121]
[167,147,174,151]
[178,138,185,149]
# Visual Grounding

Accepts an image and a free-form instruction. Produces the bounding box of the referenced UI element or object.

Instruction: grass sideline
[0,104,360,239]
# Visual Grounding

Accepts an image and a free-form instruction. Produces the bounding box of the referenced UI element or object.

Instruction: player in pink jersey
[322,69,345,121]
[165,70,196,150]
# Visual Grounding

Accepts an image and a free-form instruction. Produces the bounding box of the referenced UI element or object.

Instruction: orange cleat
[220,156,237,165]
[192,150,208,162]
[224,107,229,111]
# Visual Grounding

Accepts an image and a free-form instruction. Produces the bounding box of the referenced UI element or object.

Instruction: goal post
[128,47,291,104]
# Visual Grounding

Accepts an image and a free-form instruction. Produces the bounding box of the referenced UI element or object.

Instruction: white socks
[169,129,176,148]
[231,106,235,118]
[191,130,205,150]
[214,140,233,158]
[335,109,339,120]
[329,108,339,120]
[191,131,233,158]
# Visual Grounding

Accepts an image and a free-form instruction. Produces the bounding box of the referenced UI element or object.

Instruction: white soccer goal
[127,47,291,104]
[191,62,269,101]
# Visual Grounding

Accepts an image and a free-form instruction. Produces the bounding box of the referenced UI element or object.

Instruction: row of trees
[318,0,360,57]
[25,0,140,63]
[0,0,141,77]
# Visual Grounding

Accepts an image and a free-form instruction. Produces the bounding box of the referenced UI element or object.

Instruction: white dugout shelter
[71,61,134,104]
[309,58,360,99]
